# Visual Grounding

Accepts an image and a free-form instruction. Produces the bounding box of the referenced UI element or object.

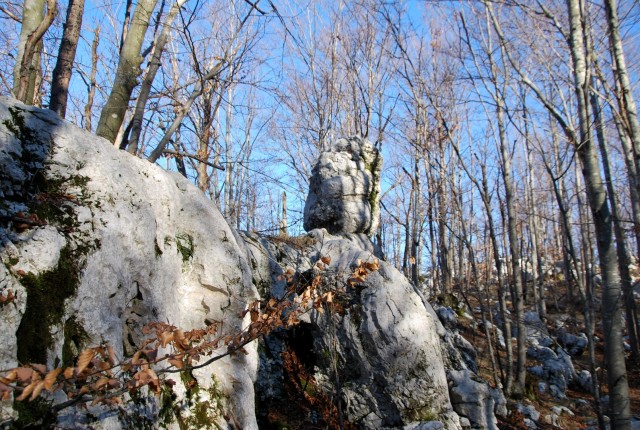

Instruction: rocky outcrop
[242,229,462,429]
[0,99,501,429]
[303,136,381,236]
[0,98,259,429]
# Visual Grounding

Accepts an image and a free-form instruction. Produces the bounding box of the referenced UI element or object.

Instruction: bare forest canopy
[3,0,640,426]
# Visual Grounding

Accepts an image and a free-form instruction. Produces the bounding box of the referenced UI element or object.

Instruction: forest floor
[457,285,640,429]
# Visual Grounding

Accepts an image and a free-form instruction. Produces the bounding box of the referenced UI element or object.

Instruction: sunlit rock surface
[0,97,259,429]
[243,229,462,429]
[303,136,382,236]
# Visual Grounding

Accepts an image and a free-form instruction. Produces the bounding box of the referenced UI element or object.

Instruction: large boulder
[303,136,382,236]
[0,98,259,428]
[242,229,462,429]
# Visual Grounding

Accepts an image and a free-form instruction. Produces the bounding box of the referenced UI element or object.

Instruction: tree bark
[565,0,631,427]
[84,27,100,131]
[96,0,158,143]
[13,0,44,102]
[604,0,640,192]
[14,0,57,104]
[125,0,188,154]
[49,0,85,118]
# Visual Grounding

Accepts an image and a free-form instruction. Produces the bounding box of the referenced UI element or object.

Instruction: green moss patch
[61,316,90,367]
[175,233,194,262]
[16,245,79,364]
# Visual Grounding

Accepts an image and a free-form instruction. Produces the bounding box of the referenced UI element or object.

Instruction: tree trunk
[604,0,640,191]
[496,103,526,395]
[14,0,57,104]
[125,0,188,154]
[84,27,100,131]
[13,0,44,102]
[591,81,640,360]
[49,0,85,118]
[96,0,158,143]
[482,164,513,393]
[566,0,631,426]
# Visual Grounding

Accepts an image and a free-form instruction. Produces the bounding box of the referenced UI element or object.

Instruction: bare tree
[96,0,158,144]
[14,0,57,104]
[49,0,85,117]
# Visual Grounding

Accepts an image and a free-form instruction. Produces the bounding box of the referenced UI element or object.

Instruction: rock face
[0,98,259,429]
[303,136,381,236]
[242,229,461,429]
[0,101,499,429]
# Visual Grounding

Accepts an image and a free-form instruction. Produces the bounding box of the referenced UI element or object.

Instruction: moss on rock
[16,245,79,364]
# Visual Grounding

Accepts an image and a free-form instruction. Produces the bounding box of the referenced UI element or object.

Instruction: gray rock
[448,369,498,429]
[0,97,259,429]
[544,414,560,427]
[401,422,446,430]
[247,229,461,429]
[551,405,574,416]
[491,387,508,418]
[523,311,554,347]
[557,329,588,356]
[575,369,593,392]
[515,403,541,422]
[303,136,382,236]
[436,306,458,329]
[527,346,576,398]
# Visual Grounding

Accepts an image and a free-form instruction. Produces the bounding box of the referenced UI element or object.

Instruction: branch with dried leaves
[0,256,379,419]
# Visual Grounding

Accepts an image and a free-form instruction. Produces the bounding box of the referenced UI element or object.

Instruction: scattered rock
[557,329,588,356]
[436,306,458,329]
[515,403,541,423]
[527,346,576,398]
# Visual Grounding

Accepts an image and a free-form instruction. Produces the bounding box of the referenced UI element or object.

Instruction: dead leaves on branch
[1,254,379,410]
[347,258,380,287]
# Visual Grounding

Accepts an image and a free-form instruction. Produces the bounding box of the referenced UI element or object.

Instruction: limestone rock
[0,97,259,429]
[448,370,499,430]
[303,136,381,236]
[245,229,461,429]
[527,346,576,398]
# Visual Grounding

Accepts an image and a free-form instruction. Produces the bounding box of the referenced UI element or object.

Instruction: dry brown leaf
[174,329,188,350]
[324,291,334,303]
[29,381,45,401]
[43,368,62,390]
[16,367,34,383]
[91,396,105,406]
[77,349,96,374]
[168,358,184,369]
[321,256,331,265]
[131,350,142,366]
[93,376,110,390]
[63,367,74,379]
[143,348,158,362]
[16,381,36,401]
[160,331,173,348]
[364,260,379,271]
[106,345,117,366]
[3,370,17,383]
